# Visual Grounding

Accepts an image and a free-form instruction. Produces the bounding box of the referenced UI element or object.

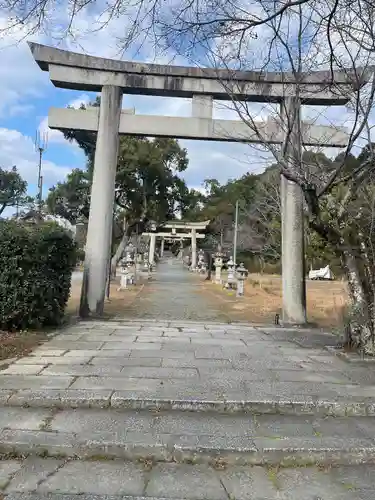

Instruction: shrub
[0,220,77,331]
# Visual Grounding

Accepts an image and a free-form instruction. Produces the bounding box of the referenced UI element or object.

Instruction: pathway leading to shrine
[1,257,375,498]
[121,254,228,322]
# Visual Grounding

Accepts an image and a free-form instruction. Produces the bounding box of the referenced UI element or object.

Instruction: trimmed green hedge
[0,220,77,331]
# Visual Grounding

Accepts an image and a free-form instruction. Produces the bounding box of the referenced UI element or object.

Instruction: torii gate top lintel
[28,42,366,105]
[163,220,210,231]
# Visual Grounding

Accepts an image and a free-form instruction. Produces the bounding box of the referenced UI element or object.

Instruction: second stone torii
[142,231,205,267]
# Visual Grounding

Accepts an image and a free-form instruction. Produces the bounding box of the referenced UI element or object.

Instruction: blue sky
[0,5,364,218]
[0,30,259,213]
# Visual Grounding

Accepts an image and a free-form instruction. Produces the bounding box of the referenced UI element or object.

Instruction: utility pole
[233,200,239,265]
[35,131,48,215]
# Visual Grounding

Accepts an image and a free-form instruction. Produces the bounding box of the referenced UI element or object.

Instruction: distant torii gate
[28,42,361,321]
[143,220,209,266]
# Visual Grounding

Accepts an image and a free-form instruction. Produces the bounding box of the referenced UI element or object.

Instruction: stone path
[1,257,375,498]
[122,257,229,321]
[1,459,374,499]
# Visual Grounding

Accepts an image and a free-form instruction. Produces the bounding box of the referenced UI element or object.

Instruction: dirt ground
[201,273,348,329]
[0,277,146,363]
[66,277,145,319]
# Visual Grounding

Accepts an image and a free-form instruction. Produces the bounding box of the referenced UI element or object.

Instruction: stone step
[0,457,373,499]
[0,406,375,466]
[2,388,374,417]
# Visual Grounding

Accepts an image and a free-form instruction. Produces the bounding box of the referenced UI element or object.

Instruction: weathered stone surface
[119,367,198,379]
[70,376,163,391]
[50,409,154,434]
[30,350,67,357]
[276,467,355,499]
[331,464,375,491]
[7,389,112,409]
[14,357,92,366]
[145,463,227,499]
[219,465,278,498]
[0,429,79,456]
[92,350,131,358]
[253,435,375,453]
[0,365,47,376]
[38,461,146,495]
[0,407,51,431]
[6,458,63,492]
[100,341,141,350]
[194,348,229,360]
[0,461,23,489]
[46,342,105,350]
[0,376,74,390]
[253,414,317,438]
[162,358,232,368]
[0,390,13,404]
[129,349,190,359]
[61,350,102,358]
[40,365,123,377]
[153,412,256,436]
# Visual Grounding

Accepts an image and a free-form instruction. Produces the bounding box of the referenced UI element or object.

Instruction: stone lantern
[214,250,224,284]
[236,262,248,297]
[197,249,206,273]
[226,256,236,288]
[135,252,143,273]
[119,244,135,289]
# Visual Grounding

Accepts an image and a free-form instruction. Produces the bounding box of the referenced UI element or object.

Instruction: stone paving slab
[3,312,375,422]
[0,459,374,499]
[0,407,375,465]
[2,319,366,409]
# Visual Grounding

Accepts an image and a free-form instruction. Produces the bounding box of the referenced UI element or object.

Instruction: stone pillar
[149,234,156,264]
[80,85,122,317]
[192,95,213,119]
[160,238,165,257]
[280,96,306,324]
[191,229,197,270]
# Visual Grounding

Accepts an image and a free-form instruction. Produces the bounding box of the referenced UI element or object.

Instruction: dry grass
[0,330,49,363]
[201,272,348,328]
[0,276,146,364]
[66,277,145,319]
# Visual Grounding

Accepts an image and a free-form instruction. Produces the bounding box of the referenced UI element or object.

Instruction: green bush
[0,220,77,331]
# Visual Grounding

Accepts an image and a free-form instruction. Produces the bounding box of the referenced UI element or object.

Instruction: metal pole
[233,200,239,265]
[37,148,43,214]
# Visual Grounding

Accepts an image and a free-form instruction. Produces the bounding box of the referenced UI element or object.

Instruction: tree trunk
[343,251,373,352]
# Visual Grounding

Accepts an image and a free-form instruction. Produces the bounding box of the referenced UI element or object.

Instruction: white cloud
[0,128,72,191]
[0,4,302,193]
[0,14,50,118]
[39,93,91,145]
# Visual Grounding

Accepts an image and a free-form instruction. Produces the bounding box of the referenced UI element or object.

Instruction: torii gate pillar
[281,97,306,324]
[79,85,122,317]
[191,229,197,270]
[149,233,157,265]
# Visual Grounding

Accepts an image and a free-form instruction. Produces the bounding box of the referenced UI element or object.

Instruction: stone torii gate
[28,42,357,321]
[143,231,205,265]
[143,220,209,266]
[162,220,209,268]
